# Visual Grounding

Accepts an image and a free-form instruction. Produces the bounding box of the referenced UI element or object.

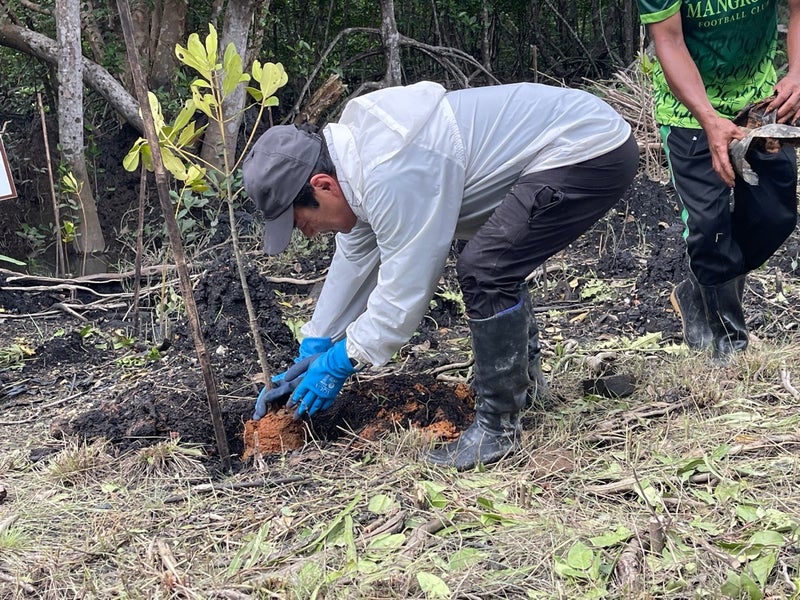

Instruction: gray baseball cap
[242,125,322,254]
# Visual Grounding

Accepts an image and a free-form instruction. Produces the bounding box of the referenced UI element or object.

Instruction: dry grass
[1,333,799,598]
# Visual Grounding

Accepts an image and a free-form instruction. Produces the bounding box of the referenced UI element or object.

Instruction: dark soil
[2,169,799,468]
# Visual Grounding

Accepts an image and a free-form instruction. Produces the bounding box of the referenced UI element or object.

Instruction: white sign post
[0,137,17,200]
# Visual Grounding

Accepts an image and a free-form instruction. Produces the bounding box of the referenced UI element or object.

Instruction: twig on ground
[362,509,407,540]
[263,274,327,285]
[780,367,800,398]
[401,516,448,558]
[428,358,473,376]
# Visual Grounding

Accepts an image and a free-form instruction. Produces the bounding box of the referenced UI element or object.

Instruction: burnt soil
[2,172,800,470]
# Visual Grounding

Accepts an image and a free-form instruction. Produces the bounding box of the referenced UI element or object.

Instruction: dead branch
[293,74,346,126]
[286,27,501,122]
[400,516,448,559]
[428,358,473,376]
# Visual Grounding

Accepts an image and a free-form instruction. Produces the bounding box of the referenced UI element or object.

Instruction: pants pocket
[529,185,565,227]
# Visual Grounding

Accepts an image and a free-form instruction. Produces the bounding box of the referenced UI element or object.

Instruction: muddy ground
[2,170,799,470]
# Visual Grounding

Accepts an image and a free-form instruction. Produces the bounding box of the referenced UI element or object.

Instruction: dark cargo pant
[661,125,797,286]
[458,133,639,319]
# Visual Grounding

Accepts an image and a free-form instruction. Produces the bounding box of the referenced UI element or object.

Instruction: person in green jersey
[638,0,800,362]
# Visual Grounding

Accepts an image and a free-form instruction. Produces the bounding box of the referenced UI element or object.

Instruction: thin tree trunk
[55,0,105,254]
[149,0,186,89]
[200,0,260,172]
[480,0,492,74]
[380,0,402,86]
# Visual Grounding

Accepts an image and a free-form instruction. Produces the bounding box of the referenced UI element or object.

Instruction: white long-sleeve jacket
[300,81,631,366]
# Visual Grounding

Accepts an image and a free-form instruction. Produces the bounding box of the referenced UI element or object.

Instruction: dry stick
[263,273,327,285]
[428,358,473,376]
[401,516,448,558]
[114,0,230,471]
[780,367,800,399]
[37,92,66,277]
[132,168,147,336]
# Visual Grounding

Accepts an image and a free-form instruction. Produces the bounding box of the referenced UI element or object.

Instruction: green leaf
[222,43,248,96]
[366,533,405,550]
[739,572,763,600]
[747,530,784,548]
[146,91,166,131]
[589,526,633,548]
[255,61,288,103]
[367,493,397,514]
[177,31,214,79]
[748,552,776,588]
[190,86,213,118]
[448,548,484,570]
[0,255,25,266]
[421,481,448,509]
[172,99,197,132]
[554,560,590,580]
[122,143,142,171]
[566,541,594,570]
[720,571,742,597]
[204,23,219,67]
[416,572,450,598]
[160,147,187,180]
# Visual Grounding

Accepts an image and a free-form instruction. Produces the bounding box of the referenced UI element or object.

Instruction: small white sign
[0,137,17,200]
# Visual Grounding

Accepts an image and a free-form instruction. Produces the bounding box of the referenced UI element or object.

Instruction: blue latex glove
[288,339,356,419]
[253,354,321,420]
[272,337,333,383]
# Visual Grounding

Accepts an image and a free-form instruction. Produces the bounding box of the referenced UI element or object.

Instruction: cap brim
[262,206,295,255]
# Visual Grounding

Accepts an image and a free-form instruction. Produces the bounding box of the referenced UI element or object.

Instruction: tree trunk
[200,0,260,173]
[0,23,143,132]
[55,0,105,254]
[380,0,402,86]
[622,0,636,65]
[480,0,493,74]
[149,0,187,89]
[129,0,152,73]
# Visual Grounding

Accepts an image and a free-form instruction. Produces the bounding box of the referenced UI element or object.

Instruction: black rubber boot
[669,274,713,350]
[520,284,549,407]
[699,276,749,362]
[425,300,530,470]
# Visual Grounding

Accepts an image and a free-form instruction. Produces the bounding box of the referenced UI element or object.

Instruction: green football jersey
[638,0,778,127]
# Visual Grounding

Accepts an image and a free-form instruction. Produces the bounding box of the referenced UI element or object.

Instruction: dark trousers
[662,126,798,286]
[458,133,639,319]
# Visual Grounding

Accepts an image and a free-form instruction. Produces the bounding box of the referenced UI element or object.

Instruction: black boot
[699,276,749,362]
[520,284,549,407]
[670,274,713,350]
[425,300,530,470]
